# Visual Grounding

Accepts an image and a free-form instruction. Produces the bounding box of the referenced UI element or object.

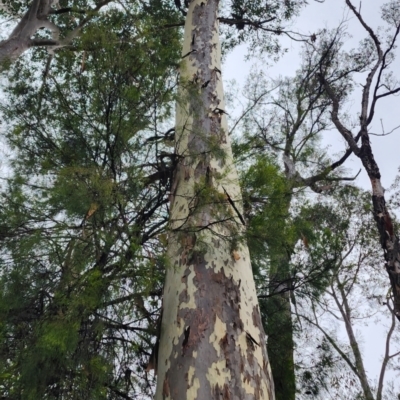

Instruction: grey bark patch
[179,288,189,303]
[214,383,231,399]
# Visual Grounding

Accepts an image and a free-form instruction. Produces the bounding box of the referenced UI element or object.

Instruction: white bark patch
[209,315,227,357]
[370,177,384,196]
[188,365,201,396]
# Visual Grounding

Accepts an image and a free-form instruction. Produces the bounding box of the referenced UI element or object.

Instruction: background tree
[0,7,181,398]
[295,186,400,400]
[229,41,358,398]
[315,0,400,319]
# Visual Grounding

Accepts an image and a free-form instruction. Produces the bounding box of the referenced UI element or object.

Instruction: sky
[223,0,400,191]
[223,0,400,394]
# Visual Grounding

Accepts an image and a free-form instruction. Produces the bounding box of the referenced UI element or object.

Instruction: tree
[310,0,400,319]
[0,8,181,398]
[154,0,276,398]
[151,0,320,398]
[295,186,400,400]
[230,47,358,398]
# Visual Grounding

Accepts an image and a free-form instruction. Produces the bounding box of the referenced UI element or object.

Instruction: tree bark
[0,0,111,66]
[358,132,400,320]
[0,0,58,65]
[265,254,295,400]
[332,278,375,400]
[154,0,275,398]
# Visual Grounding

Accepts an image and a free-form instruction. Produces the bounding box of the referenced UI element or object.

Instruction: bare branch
[218,16,310,42]
[318,73,360,154]
[345,0,383,127]
[370,122,400,137]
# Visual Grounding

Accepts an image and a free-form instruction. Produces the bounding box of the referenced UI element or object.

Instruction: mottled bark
[154,0,274,398]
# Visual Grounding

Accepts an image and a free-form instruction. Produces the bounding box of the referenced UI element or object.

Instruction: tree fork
[154,0,275,398]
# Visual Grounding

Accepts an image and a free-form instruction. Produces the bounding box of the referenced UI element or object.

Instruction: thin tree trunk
[332,279,375,400]
[265,254,295,400]
[264,191,295,400]
[154,0,275,398]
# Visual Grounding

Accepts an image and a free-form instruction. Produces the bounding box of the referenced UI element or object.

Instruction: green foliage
[0,4,181,399]
[241,156,291,268]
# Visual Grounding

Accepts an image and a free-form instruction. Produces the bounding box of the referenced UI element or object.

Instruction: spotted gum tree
[155,0,276,398]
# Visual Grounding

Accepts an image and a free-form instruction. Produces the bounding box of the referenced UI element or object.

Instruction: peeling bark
[154,0,274,398]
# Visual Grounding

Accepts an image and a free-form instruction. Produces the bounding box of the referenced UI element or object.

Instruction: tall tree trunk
[154,0,275,398]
